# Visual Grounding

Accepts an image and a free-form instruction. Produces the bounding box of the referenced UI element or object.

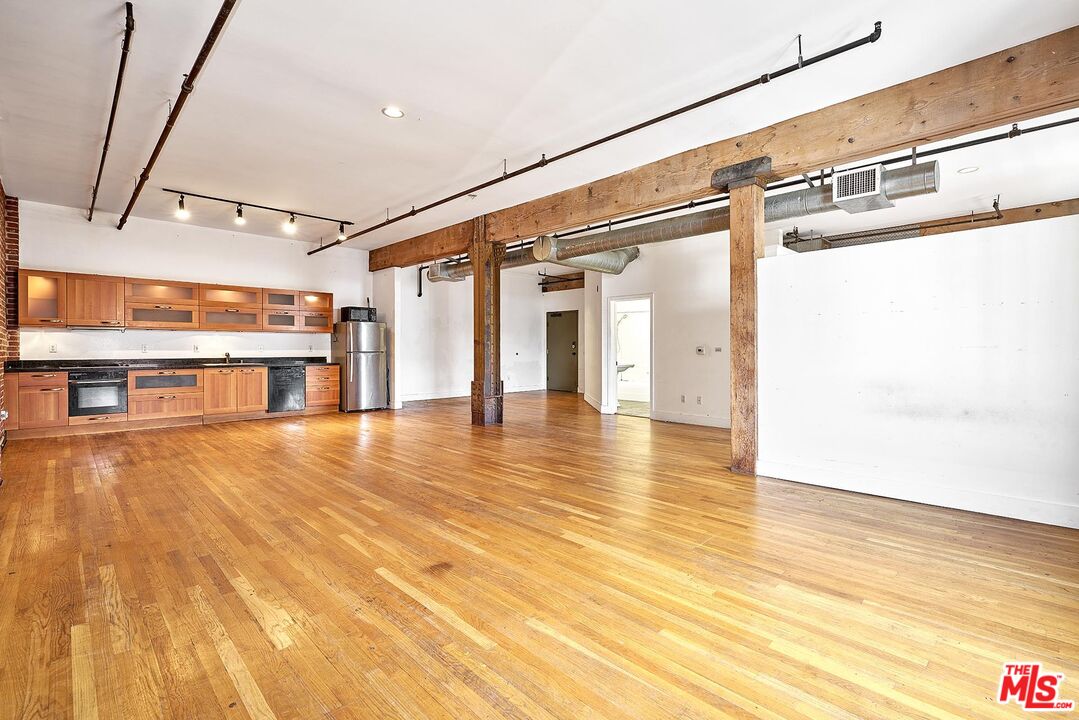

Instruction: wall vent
[832,164,894,213]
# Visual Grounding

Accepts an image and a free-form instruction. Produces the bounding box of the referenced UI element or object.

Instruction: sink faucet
[224,352,231,364]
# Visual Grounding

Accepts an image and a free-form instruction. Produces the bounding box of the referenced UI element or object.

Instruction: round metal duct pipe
[543,161,940,261]
[532,243,640,274]
[427,246,535,283]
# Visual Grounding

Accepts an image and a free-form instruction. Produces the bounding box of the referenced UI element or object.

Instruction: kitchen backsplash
[20,328,331,360]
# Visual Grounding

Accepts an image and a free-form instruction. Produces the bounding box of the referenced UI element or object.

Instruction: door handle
[30,373,57,378]
[157,370,176,375]
[157,395,177,400]
[43,319,63,323]
[225,308,240,313]
[42,387,65,392]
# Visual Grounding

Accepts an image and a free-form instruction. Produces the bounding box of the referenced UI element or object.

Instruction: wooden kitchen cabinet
[263,289,300,311]
[67,273,125,327]
[305,365,340,408]
[18,270,67,327]
[200,308,262,331]
[129,394,203,420]
[299,291,332,312]
[4,373,20,431]
[125,278,199,306]
[299,311,332,333]
[262,310,300,332]
[235,367,268,413]
[18,383,69,429]
[126,303,200,330]
[204,368,238,415]
[129,368,203,395]
[200,284,262,309]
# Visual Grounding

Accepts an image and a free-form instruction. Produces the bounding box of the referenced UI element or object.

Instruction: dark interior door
[546,311,578,392]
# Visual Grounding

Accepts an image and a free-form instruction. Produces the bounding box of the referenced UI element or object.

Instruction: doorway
[546,310,578,392]
[611,297,652,418]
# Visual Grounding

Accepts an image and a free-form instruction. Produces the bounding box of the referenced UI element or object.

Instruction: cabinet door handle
[157,371,176,375]
[30,373,57,378]
[153,305,174,310]
[157,395,177,400]
[224,308,240,313]
[87,416,110,422]
[43,318,64,323]
[42,387,65,392]
[99,320,122,325]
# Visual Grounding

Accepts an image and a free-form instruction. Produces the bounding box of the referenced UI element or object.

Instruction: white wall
[758,215,1079,528]
[17,201,370,360]
[541,287,584,393]
[391,267,545,402]
[592,234,733,427]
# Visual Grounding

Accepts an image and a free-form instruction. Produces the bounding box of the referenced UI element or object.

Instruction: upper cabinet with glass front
[18,270,67,327]
[200,284,262,309]
[18,269,331,334]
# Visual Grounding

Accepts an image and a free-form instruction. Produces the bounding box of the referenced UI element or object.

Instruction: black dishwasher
[268,366,306,412]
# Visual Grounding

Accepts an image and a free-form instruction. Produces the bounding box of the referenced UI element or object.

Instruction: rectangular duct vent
[832,164,894,213]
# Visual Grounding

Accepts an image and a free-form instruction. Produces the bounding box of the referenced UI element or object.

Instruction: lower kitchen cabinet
[204,368,238,415]
[305,365,340,408]
[205,366,267,414]
[18,383,69,429]
[129,394,203,420]
[236,367,268,413]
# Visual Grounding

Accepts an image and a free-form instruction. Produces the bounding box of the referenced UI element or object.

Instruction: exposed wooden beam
[919,197,1079,237]
[470,217,504,426]
[370,220,474,272]
[540,272,585,293]
[369,26,1079,270]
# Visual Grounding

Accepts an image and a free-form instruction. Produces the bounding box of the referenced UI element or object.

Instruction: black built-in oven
[68,369,128,417]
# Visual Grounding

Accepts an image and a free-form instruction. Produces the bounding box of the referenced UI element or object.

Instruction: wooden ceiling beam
[369,26,1079,271]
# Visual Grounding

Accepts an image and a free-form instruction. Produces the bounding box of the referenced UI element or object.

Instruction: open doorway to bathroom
[611,296,652,418]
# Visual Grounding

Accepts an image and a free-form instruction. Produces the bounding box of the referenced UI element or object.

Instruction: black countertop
[5,356,338,372]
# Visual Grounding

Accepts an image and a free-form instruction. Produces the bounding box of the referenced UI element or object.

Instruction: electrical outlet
[680,394,685,404]
[140,344,148,353]
[257,344,264,351]
[308,344,313,352]
[193,344,199,352]
[696,395,703,405]
[48,343,58,354]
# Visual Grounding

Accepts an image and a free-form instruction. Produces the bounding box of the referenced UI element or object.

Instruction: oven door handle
[70,379,127,385]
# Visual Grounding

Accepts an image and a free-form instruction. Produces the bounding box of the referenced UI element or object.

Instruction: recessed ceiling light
[957,166,979,174]
[381,106,405,119]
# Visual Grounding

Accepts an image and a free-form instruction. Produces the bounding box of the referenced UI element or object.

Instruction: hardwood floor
[1,391,1076,719]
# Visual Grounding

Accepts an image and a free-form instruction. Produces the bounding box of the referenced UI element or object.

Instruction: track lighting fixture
[175,194,190,220]
[160,189,351,239]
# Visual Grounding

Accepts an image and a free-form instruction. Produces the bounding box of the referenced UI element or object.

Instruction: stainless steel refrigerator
[331,321,388,411]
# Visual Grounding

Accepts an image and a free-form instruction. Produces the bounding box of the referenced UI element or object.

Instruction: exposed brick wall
[4,192,18,360]
[0,177,8,448]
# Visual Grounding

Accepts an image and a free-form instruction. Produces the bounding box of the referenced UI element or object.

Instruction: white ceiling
[1,1,1077,251]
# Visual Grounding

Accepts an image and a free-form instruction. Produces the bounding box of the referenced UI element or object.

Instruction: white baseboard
[584,393,616,414]
[651,410,731,429]
[756,459,1079,529]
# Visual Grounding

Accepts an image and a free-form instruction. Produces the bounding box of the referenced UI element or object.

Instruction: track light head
[337,222,346,241]
[175,194,190,220]
[234,204,246,225]
[283,213,297,234]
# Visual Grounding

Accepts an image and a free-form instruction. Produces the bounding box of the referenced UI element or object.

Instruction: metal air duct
[536,161,940,262]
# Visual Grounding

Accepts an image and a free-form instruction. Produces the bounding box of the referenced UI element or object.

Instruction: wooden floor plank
[0,391,1076,719]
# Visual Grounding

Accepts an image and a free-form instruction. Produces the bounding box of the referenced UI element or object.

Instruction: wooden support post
[470,217,505,425]
[714,158,770,475]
